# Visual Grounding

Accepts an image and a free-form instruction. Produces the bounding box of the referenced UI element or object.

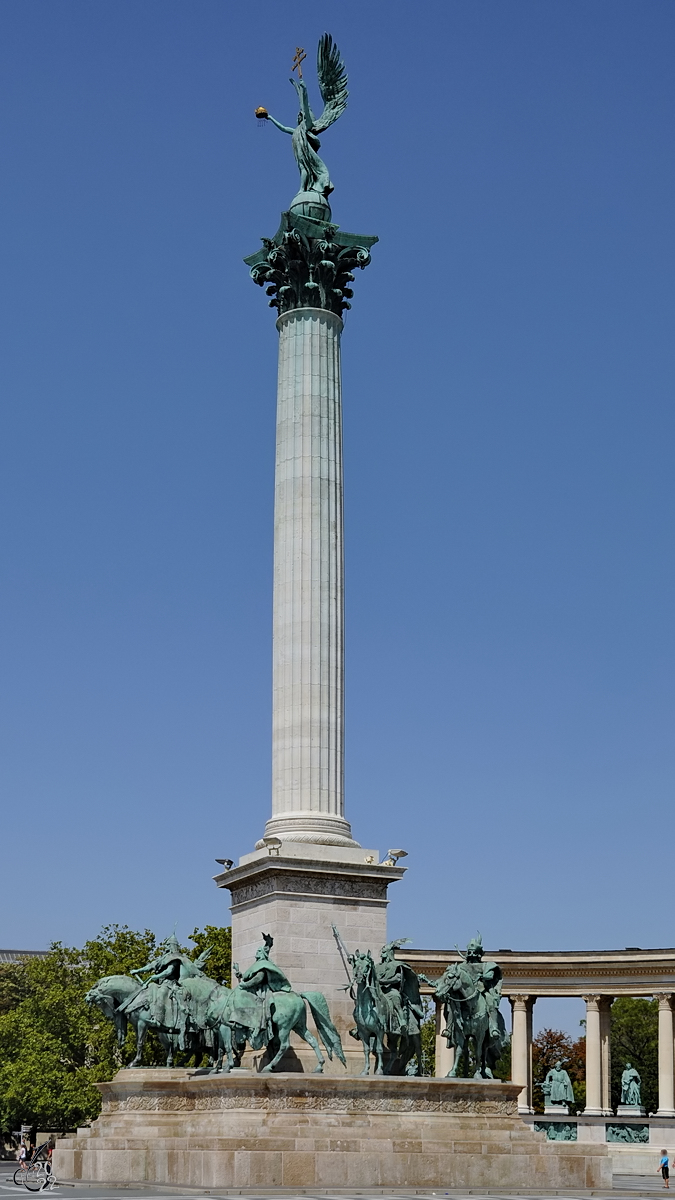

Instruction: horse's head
[351,950,375,985]
[86,979,115,1017]
[85,975,137,1047]
[434,962,461,1002]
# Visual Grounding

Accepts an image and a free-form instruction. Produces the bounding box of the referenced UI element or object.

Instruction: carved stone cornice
[244,209,377,318]
[215,852,404,909]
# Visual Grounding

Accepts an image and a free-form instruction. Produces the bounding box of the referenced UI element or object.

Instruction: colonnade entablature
[398,947,675,1116]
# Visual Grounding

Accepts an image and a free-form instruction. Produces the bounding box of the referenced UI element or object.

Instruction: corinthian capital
[245,210,377,319]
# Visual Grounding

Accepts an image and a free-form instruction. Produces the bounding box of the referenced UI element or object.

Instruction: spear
[331,924,355,993]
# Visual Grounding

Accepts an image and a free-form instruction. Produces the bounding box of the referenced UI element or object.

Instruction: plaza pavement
[0,1172,670,1198]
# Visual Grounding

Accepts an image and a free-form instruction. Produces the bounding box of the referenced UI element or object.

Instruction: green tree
[0,923,232,1138]
[188,925,231,986]
[532,1028,586,1112]
[0,927,156,1135]
[610,997,658,1115]
[420,1002,436,1075]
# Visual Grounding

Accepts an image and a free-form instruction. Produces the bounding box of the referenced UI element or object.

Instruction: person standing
[658,1150,670,1188]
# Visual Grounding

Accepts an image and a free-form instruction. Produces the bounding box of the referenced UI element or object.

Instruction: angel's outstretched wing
[312,33,348,134]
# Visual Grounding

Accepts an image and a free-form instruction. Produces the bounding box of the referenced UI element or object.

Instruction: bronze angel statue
[256,34,348,203]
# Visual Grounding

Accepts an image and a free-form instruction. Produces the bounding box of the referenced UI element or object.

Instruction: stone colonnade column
[583,995,604,1115]
[510,996,535,1113]
[657,994,675,1116]
[263,307,356,849]
[434,999,455,1077]
[599,997,613,1115]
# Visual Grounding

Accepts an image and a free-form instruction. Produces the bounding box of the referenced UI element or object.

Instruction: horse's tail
[301,992,347,1067]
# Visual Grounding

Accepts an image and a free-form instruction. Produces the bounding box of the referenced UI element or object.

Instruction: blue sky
[1,0,673,1032]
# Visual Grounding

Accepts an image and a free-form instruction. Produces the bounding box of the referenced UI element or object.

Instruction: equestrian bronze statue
[434,933,508,1078]
[333,927,431,1076]
[87,931,345,1074]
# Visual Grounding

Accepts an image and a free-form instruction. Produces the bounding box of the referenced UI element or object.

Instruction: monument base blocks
[54,1071,610,1191]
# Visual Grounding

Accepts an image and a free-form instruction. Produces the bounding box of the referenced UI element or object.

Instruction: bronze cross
[292,46,306,79]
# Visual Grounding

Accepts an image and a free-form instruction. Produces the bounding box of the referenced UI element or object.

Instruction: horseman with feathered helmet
[434,932,508,1078]
[375,939,426,1036]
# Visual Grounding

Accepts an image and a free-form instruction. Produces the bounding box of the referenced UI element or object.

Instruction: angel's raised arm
[291,78,315,130]
[266,113,294,135]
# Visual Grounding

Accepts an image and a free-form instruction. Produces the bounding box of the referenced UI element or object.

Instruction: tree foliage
[188,925,231,987]
[420,1004,436,1075]
[610,997,658,1115]
[532,1027,586,1112]
[0,923,231,1139]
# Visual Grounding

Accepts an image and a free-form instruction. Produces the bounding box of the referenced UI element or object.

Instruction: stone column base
[214,845,404,1075]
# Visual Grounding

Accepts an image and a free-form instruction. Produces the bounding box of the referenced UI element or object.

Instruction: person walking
[658,1150,670,1188]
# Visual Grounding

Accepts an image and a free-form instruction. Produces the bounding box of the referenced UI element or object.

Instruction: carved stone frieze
[103,1089,516,1116]
[229,871,388,907]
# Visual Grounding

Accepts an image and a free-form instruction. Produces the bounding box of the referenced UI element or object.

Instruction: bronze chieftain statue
[434,934,508,1078]
[86,935,224,1067]
[621,1062,642,1106]
[540,1060,575,1108]
[333,928,431,1076]
[208,933,346,1073]
[87,932,346,1074]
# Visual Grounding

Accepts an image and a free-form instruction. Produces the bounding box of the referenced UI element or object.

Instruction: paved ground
[0,1174,669,1198]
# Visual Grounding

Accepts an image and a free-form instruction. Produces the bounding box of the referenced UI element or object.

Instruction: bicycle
[13,1142,56,1190]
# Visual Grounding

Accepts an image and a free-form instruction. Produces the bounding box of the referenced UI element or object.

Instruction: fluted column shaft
[584,995,603,1114]
[510,996,534,1113]
[600,997,613,1115]
[264,307,356,848]
[657,994,675,1116]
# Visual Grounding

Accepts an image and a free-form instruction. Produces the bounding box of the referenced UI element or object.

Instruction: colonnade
[434,992,675,1117]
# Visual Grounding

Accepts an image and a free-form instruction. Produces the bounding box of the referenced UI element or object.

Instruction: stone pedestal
[545,1103,570,1115]
[618,1103,647,1116]
[54,1070,611,1191]
[215,845,404,1074]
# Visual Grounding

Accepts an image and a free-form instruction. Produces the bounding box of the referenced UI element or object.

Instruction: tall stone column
[510,996,534,1113]
[584,995,603,1115]
[657,994,675,1116]
[264,306,352,849]
[215,207,401,1072]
